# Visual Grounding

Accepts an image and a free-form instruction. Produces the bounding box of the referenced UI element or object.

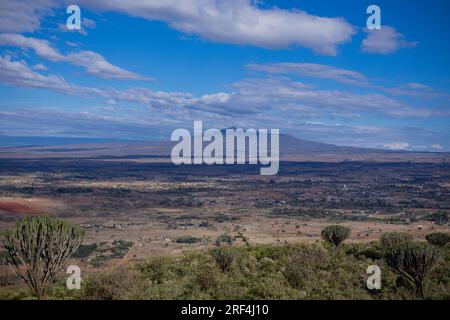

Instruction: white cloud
[247,62,368,85]
[361,26,417,54]
[0,0,355,55]
[78,0,355,55]
[384,82,450,100]
[65,41,80,47]
[32,63,47,70]
[431,144,443,150]
[0,55,182,106]
[0,0,56,33]
[1,55,448,128]
[383,142,411,150]
[1,55,449,150]
[82,17,96,29]
[0,33,65,61]
[66,51,151,80]
[0,34,150,80]
[0,55,79,94]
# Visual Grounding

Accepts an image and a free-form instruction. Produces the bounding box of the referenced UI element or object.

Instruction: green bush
[111,240,133,258]
[72,243,98,258]
[380,232,413,252]
[176,236,201,244]
[425,212,449,225]
[358,248,382,260]
[215,234,234,245]
[384,241,440,298]
[321,225,351,247]
[3,240,448,300]
[210,247,237,272]
[83,267,146,300]
[425,232,450,247]
[284,247,328,290]
[194,263,221,291]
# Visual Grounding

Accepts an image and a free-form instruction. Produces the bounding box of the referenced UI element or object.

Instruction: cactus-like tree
[321,225,351,247]
[384,241,440,298]
[425,232,450,247]
[210,247,236,272]
[1,216,84,299]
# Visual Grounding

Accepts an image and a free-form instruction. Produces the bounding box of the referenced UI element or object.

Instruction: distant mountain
[278,134,385,154]
[1,133,445,162]
[214,130,385,154]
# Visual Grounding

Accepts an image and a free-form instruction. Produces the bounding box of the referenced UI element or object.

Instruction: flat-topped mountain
[0,134,447,163]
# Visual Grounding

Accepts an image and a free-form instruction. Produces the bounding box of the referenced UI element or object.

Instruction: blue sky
[0,0,449,151]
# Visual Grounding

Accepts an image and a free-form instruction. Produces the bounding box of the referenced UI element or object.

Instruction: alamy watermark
[66,265,82,290]
[366,265,381,290]
[66,5,81,30]
[367,5,381,30]
[171,121,279,175]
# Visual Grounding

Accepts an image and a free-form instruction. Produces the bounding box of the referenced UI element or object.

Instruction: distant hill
[0,134,447,163]
[278,133,381,154]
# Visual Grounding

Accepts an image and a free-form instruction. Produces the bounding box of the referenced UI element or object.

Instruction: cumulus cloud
[0,33,64,61]
[82,17,96,29]
[78,0,355,55]
[0,55,187,109]
[1,55,449,150]
[247,62,368,85]
[1,55,445,122]
[0,0,56,33]
[0,108,165,139]
[384,82,450,100]
[0,34,149,80]
[66,51,151,80]
[0,55,80,94]
[2,107,448,151]
[32,63,48,70]
[431,144,443,150]
[361,26,417,54]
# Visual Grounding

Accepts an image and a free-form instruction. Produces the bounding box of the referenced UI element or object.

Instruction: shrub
[72,243,98,258]
[321,225,351,247]
[358,248,382,260]
[210,248,237,272]
[425,232,450,247]
[111,239,134,258]
[425,212,449,225]
[380,232,413,252]
[215,214,239,223]
[176,236,201,244]
[83,267,145,300]
[215,234,234,245]
[284,248,328,290]
[384,241,440,298]
[194,263,220,291]
[1,216,84,299]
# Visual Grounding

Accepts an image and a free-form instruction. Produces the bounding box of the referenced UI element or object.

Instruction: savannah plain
[1,141,449,292]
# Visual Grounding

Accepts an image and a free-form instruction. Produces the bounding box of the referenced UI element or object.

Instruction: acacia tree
[384,241,440,298]
[321,225,351,248]
[1,216,84,299]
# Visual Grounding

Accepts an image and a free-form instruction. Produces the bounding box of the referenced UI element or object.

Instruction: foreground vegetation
[1,217,449,300]
[2,240,449,300]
